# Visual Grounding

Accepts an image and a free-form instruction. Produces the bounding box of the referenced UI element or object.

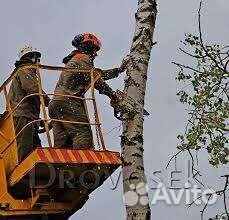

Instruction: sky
[0,0,228,220]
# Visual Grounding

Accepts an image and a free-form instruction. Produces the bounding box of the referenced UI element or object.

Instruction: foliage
[174,33,229,166]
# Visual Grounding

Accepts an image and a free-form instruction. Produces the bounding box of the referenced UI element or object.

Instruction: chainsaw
[111,90,150,120]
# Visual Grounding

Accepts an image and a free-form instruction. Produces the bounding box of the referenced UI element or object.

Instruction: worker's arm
[18,68,50,106]
[101,67,125,80]
[99,55,130,80]
[94,79,140,120]
[94,78,116,100]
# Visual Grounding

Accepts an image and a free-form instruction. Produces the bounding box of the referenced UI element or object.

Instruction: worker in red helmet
[48,33,129,149]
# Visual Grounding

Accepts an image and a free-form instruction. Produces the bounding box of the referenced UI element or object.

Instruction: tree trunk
[121,0,157,220]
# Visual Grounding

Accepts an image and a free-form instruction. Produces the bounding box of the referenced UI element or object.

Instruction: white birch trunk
[121,0,157,219]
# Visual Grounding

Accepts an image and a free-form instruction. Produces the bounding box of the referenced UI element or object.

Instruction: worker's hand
[110,90,137,120]
[110,94,122,120]
[110,91,125,121]
[119,55,131,71]
[110,91,122,108]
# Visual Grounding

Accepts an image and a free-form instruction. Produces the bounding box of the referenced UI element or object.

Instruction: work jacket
[9,65,49,120]
[53,52,123,101]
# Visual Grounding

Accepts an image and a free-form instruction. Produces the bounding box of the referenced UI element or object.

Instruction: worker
[48,33,129,149]
[8,46,50,162]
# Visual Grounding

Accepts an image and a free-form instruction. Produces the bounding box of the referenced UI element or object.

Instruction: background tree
[173,1,229,219]
[174,2,229,167]
[121,0,157,219]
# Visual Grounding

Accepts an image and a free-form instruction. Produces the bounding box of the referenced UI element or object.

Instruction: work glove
[119,55,131,72]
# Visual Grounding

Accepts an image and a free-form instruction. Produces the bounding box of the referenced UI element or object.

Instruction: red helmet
[82,33,101,51]
[72,33,101,52]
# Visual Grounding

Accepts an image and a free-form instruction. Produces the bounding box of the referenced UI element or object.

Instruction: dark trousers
[14,116,41,162]
[48,100,93,149]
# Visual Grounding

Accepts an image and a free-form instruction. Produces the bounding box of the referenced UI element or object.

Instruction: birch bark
[121,1,157,219]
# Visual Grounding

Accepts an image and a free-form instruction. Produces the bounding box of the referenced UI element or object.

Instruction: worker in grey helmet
[8,46,50,162]
[48,33,129,149]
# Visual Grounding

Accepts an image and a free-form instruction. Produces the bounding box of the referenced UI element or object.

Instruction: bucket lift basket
[0,64,122,218]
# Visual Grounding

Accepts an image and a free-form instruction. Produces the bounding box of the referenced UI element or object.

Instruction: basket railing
[0,63,106,157]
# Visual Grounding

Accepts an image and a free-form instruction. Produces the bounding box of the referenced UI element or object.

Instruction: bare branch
[172,61,204,74]
[179,47,206,59]
[165,150,183,169]
[198,1,227,74]
[188,175,229,220]
[200,194,212,220]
